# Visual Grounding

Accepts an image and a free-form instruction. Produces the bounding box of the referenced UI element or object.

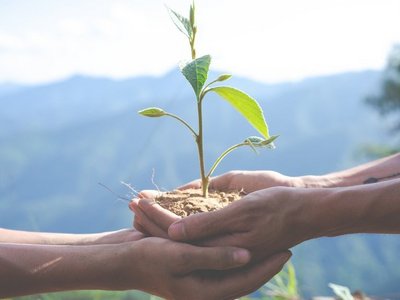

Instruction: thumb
[168,207,232,241]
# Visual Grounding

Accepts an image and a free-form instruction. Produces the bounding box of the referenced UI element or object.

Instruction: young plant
[139,1,276,198]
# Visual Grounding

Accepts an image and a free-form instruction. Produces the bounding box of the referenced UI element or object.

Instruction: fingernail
[169,221,185,240]
[233,249,251,265]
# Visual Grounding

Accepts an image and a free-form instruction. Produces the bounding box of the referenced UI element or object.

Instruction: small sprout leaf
[167,6,192,39]
[180,55,211,99]
[216,74,232,82]
[245,135,278,149]
[209,86,270,139]
[138,107,166,117]
[189,2,195,27]
[245,136,264,144]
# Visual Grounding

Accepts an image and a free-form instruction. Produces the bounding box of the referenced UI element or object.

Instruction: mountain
[0,69,398,296]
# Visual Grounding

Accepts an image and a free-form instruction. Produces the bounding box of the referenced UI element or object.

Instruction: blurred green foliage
[242,261,300,300]
[364,44,400,157]
[9,290,150,300]
[366,45,400,128]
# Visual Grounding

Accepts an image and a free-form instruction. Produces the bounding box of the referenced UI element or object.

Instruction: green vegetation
[329,283,354,300]
[364,44,400,157]
[9,290,150,300]
[138,1,276,197]
[366,44,400,130]
[243,262,300,300]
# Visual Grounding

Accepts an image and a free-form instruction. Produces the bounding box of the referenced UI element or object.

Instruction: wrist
[93,242,141,291]
[289,188,335,240]
[317,180,400,236]
[295,174,344,188]
[55,244,123,291]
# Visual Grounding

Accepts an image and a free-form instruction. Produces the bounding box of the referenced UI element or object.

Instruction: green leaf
[245,135,277,149]
[180,55,211,99]
[215,74,232,82]
[329,283,354,300]
[166,6,192,39]
[209,86,270,138]
[138,107,166,117]
[189,1,195,28]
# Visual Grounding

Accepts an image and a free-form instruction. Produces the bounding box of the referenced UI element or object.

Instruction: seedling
[139,1,276,198]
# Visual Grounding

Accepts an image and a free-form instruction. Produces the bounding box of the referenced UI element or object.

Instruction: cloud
[0,0,399,84]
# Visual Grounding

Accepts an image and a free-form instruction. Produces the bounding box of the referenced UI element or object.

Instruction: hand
[130,190,180,238]
[116,237,292,300]
[167,187,323,261]
[133,187,324,261]
[0,227,290,299]
[181,170,296,193]
[129,170,295,237]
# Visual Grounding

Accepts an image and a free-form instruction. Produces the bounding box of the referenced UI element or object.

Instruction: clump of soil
[155,188,243,217]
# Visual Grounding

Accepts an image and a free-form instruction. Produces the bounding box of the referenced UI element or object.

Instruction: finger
[133,218,150,236]
[138,199,180,230]
[178,179,201,190]
[138,189,162,199]
[194,232,246,248]
[168,208,233,241]
[178,246,251,273]
[178,177,217,190]
[210,251,292,300]
[128,198,138,212]
[132,205,169,238]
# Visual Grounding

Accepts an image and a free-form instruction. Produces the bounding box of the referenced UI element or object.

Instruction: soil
[155,188,243,217]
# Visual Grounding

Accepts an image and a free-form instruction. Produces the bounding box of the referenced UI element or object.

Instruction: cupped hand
[180,170,296,193]
[130,190,180,238]
[132,187,323,262]
[129,170,296,238]
[117,236,292,300]
[167,187,321,261]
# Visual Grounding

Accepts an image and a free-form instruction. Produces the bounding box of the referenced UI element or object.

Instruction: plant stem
[196,99,209,197]
[206,142,247,179]
[165,113,197,138]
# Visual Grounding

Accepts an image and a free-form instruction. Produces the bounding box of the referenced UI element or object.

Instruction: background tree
[364,44,400,156]
[366,45,400,130]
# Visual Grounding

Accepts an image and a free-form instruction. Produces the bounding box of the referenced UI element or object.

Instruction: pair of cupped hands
[128,171,314,300]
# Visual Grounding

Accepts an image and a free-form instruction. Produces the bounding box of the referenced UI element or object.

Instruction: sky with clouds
[1,0,400,85]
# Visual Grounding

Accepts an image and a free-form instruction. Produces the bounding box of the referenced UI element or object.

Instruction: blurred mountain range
[1,69,399,296]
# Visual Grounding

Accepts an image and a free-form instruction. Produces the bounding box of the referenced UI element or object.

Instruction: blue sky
[1,0,400,84]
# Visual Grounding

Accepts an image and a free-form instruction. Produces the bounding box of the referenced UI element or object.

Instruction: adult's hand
[129,170,297,238]
[168,187,321,260]
[133,187,326,261]
[120,237,292,300]
[0,226,291,300]
[181,170,298,193]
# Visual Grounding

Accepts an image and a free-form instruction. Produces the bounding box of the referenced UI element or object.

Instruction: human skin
[179,153,400,191]
[130,153,400,261]
[0,228,291,299]
[0,228,144,245]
